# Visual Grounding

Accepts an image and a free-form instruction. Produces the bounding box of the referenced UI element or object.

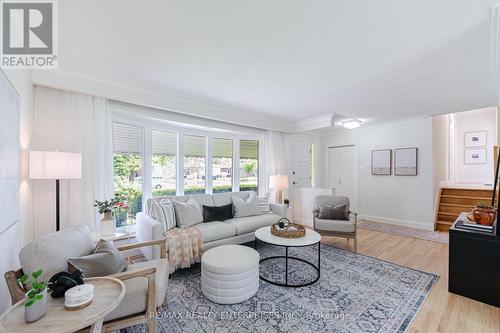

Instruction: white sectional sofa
[136,191,287,260]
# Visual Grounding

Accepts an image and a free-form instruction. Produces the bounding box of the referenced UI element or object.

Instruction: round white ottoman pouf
[201,244,260,304]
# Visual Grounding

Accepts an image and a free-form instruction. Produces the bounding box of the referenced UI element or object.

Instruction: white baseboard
[358,214,434,231]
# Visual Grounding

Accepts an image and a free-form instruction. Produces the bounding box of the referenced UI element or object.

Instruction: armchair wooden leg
[147,318,156,333]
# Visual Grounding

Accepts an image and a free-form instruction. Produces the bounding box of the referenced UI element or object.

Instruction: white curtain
[32,86,114,234]
[266,130,291,202]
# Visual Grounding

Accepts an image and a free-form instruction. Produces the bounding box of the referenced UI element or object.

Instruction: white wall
[318,117,435,230]
[0,69,34,313]
[451,107,497,185]
[432,114,450,195]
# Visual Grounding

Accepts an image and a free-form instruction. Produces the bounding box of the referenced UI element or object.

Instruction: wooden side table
[0,277,125,333]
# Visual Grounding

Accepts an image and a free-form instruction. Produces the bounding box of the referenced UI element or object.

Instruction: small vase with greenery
[95,195,129,235]
[283,198,290,206]
[18,269,47,322]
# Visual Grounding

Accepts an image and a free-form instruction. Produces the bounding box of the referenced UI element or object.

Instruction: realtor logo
[1,0,58,68]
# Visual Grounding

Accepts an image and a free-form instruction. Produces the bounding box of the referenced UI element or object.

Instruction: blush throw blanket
[163,227,204,273]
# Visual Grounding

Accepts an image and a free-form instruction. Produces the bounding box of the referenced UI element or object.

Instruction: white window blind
[113,123,143,153]
[152,130,176,155]
[240,140,259,159]
[184,135,206,157]
[213,138,233,158]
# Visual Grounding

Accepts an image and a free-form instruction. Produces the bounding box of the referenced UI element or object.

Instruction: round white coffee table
[254,226,321,287]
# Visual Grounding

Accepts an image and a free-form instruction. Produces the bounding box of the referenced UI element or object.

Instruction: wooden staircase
[435,187,494,231]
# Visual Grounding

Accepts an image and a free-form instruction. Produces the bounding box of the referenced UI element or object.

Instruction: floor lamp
[29,151,82,231]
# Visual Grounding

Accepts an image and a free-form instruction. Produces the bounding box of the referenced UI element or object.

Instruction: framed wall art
[464,131,487,148]
[394,147,418,176]
[371,149,392,175]
[464,148,486,164]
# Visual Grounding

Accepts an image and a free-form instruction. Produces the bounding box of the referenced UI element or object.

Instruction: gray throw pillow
[318,204,349,220]
[67,240,127,277]
[232,192,262,217]
[172,197,203,228]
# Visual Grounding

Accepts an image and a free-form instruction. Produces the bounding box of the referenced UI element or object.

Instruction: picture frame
[394,147,418,176]
[371,149,392,175]
[465,148,486,164]
[464,131,487,148]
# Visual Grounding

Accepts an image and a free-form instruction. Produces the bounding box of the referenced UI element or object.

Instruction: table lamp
[269,175,288,204]
[29,151,82,231]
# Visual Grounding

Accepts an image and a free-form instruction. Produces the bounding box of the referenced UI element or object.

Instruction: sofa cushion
[223,213,281,235]
[172,197,203,228]
[19,225,94,282]
[315,219,355,233]
[67,240,127,278]
[202,203,233,222]
[212,191,250,206]
[193,222,237,243]
[170,194,214,207]
[105,258,169,322]
[145,197,176,231]
[232,193,262,218]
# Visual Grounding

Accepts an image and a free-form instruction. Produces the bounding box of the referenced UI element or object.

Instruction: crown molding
[31,63,296,132]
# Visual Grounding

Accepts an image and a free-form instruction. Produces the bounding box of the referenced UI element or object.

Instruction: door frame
[326,144,359,212]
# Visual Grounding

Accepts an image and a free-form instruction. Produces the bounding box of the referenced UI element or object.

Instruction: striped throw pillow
[257,197,271,214]
[146,198,176,231]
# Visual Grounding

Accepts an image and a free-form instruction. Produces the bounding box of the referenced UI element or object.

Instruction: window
[239,140,259,192]
[112,123,143,227]
[152,130,177,196]
[212,138,233,193]
[184,135,206,194]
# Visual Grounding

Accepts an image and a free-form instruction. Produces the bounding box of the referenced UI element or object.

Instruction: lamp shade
[29,151,82,179]
[269,175,289,189]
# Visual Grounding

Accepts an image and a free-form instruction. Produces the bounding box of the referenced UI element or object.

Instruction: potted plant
[472,202,497,226]
[283,198,290,207]
[94,194,128,235]
[18,269,47,323]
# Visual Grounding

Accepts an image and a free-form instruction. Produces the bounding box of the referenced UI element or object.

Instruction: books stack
[455,219,495,233]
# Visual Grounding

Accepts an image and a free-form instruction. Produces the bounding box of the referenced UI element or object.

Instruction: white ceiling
[57,0,499,129]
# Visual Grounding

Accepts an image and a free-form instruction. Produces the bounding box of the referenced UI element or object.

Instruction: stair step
[439,204,472,214]
[441,195,492,201]
[438,212,460,216]
[439,203,474,208]
[437,220,453,226]
[436,220,453,231]
[441,188,493,197]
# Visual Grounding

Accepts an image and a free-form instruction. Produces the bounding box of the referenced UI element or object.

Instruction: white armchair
[312,195,358,252]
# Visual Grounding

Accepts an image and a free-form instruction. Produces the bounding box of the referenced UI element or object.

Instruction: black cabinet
[449,215,500,307]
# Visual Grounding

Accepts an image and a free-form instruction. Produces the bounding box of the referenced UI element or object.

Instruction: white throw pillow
[232,193,262,217]
[172,197,203,228]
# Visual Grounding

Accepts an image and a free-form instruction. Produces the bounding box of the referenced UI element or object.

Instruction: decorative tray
[271,218,305,238]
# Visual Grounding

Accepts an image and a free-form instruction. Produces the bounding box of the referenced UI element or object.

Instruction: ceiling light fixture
[342,119,362,130]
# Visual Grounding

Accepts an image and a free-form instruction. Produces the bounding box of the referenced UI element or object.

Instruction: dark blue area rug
[124,242,438,333]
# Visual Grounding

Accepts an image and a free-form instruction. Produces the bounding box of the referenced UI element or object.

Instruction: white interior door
[327,145,355,198]
[291,140,312,187]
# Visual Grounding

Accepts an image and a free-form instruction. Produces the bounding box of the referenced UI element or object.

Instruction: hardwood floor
[321,228,500,333]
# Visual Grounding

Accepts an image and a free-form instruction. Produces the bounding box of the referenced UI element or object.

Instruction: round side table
[255,226,321,287]
[0,277,125,333]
